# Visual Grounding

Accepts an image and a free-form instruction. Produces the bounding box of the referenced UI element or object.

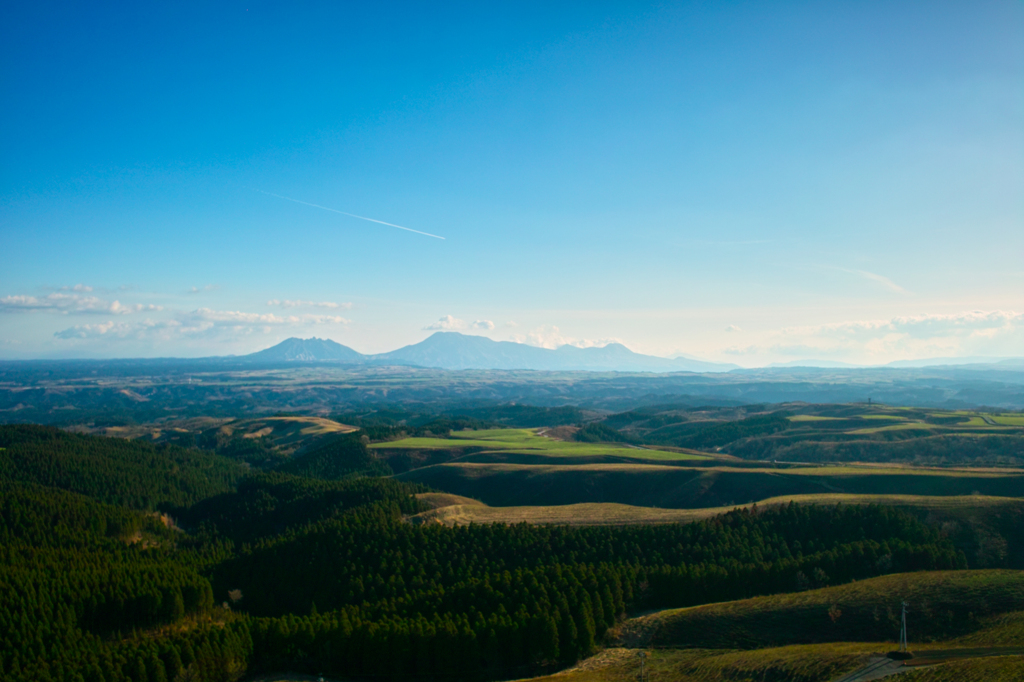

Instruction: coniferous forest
[0,423,1019,682]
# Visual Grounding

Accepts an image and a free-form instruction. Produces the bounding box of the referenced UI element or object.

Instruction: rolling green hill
[627,570,1024,649]
[397,461,1024,509]
[599,404,1024,467]
[407,493,1024,534]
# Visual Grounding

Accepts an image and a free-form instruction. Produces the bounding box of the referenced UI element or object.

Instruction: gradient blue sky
[2,1,1022,364]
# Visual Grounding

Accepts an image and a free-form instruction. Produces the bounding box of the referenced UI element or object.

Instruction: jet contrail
[257,190,445,240]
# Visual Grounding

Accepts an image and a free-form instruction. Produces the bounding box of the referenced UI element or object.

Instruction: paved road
[832,656,908,682]
[831,647,1024,682]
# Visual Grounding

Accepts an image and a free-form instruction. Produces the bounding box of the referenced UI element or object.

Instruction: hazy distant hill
[244,337,363,363]
[766,356,1024,370]
[885,356,1021,368]
[767,359,864,369]
[245,332,738,372]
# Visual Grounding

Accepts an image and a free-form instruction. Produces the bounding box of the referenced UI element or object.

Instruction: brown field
[216,415,358,442]
[69,415,358,455]
[414,492,485,510]
[408,501,732,526]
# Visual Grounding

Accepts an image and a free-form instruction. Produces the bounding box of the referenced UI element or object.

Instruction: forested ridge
[0,424,1017,681]
[0,424,244,508]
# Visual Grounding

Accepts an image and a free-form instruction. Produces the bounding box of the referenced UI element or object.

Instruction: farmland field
[371,427,709,461]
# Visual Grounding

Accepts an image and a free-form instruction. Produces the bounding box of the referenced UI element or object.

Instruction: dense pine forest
[0,424,1019,682]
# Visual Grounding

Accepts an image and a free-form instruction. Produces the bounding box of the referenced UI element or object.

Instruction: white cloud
[54,308,349,343]
[512,325,620,350]
[471,320,495,330]
[724,324,742,332]
[187,308,349,326]
[0,293,161,315]
[188,284,220,294]
[424,315,467,330]
[267,299,352,310]
[54,319,188,340]
[805,310,1022,341]
[723,310,1023,362]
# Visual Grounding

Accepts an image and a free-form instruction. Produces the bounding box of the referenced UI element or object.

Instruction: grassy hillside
[898,656,1024,681]
[626,570,1024,649]
[517,569,1024,682]
[515,644,875,682]
[409,501,735,526]
[213,415,357,444]
[372,428,708,463]
[599,403,1024,466]
[407,493,1024,530]
[516,645,1024,682]
[397,461,1024,509]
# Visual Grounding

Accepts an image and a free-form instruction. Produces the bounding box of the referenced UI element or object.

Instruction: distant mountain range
[238,334,1024,374]
[243,332,740,373]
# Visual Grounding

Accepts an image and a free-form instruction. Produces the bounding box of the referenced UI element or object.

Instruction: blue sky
[2,1,1021,364]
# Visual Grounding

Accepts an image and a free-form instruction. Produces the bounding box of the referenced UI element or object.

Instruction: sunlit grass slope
[516,644,874,682]
[898,656,1024,681]
[372,428,707,461]
[518,646,1024,682]
[408,493,1024,527]
[629,570,1024,649]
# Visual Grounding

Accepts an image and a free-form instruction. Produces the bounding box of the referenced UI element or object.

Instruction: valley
[2,386,1023,682]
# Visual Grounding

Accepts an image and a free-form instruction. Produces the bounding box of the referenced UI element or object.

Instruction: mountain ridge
[245,332,739,373]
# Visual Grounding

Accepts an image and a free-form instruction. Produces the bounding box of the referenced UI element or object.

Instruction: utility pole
[899,601,909,653]
[637,650,649,682]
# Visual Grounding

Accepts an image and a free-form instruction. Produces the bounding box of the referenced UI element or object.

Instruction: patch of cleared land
[780,408,1024,439]
[414,492,485,510]
[216,416,358,443]
[409,501,732,527]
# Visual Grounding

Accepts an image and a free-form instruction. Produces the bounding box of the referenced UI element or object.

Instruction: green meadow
[371,428,709,461]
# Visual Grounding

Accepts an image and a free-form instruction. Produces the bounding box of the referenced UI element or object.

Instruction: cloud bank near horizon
[2,283,1020,364]
[724,310,1023,363]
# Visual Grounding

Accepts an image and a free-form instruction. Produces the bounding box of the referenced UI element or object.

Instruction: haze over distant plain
[1,2,1021,365]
